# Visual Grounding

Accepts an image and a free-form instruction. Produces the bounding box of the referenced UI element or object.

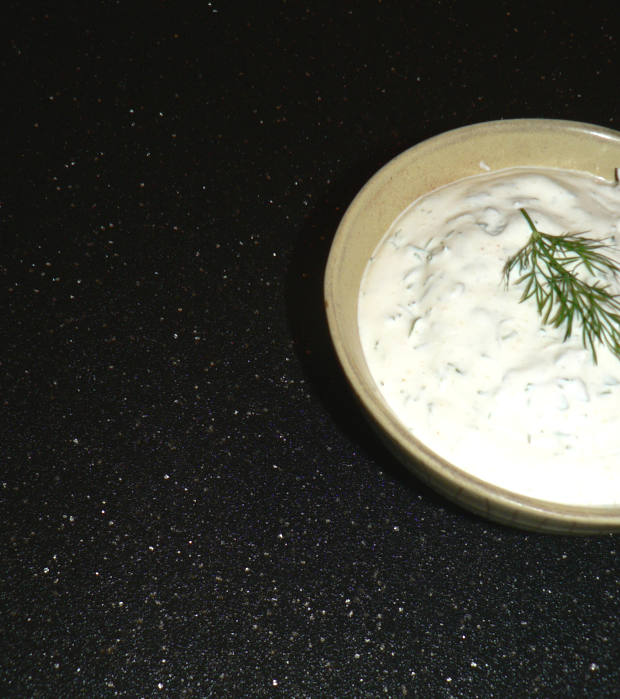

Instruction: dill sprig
[503,208,620,363]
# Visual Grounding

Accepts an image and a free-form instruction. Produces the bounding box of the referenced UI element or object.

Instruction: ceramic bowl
[324,118,620,534]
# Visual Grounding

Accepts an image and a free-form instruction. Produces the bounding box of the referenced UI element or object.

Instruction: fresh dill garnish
[503,208,620,363]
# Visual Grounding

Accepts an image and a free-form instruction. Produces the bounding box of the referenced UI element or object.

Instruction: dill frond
[503,208,620,363]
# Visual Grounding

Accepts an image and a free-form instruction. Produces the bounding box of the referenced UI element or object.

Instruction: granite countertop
[3,2,619,696]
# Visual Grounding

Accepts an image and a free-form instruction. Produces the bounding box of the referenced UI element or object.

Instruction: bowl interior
[324,118,620,533]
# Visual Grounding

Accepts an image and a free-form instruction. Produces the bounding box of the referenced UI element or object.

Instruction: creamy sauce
[358,167,620,506]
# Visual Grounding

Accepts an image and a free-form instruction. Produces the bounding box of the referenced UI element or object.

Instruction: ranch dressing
[358,167,620,507]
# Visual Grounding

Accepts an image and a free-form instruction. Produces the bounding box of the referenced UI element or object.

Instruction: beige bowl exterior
[325,118,620,534]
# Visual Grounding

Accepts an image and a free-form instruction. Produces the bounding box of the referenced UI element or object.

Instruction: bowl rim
[324,117,620,534]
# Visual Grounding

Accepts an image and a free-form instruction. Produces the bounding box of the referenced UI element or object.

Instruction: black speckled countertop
[2,3,619,697]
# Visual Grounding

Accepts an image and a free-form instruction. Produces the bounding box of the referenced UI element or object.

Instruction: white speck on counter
[358,167,620,506]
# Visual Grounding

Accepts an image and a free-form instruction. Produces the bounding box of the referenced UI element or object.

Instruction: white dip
[358,167,620,506]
